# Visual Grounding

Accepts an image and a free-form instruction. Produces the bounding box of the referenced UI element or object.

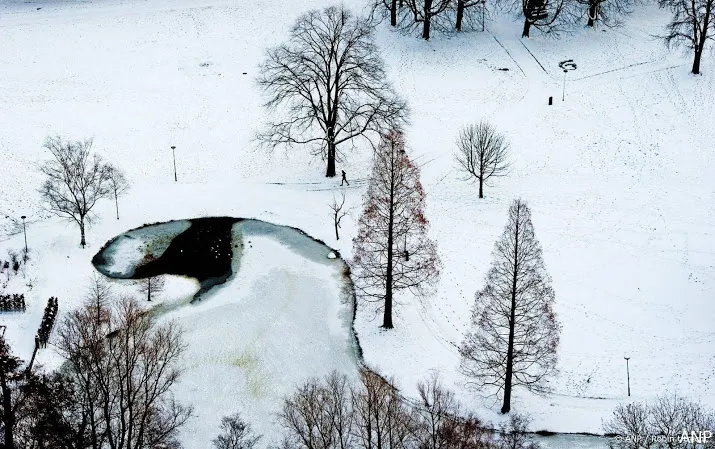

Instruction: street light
[481,0,486,32]
[171,146,177,182]
[20,215,27,259]
[624,355,631,397]
[558,59,577,101]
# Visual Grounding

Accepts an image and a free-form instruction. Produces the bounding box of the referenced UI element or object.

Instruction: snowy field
[0,0,713,444]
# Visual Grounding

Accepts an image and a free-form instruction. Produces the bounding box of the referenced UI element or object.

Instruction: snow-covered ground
[0,0,712,444]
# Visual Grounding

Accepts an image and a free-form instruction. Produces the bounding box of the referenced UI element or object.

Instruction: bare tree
[368,0,408,26]
[278,371,354,449]
[603,394,715,449]
[329,192,350,241]
[414,372,461,449]
[39,136,112,248]
[213,413,261,449]
[574,0,635,27]
[352,368,414,449]
[454,122,509,199]
[498,0,570,37]
[401,0,453,39]
[106,165,129,220]
[659,0,714,74]
[136,275,166,302]
[460,199,560,414]
[454,0,490,31]
[352,130,440,329]
[257,6,409,177]
[56,291,191,449]
[495,412,541,449]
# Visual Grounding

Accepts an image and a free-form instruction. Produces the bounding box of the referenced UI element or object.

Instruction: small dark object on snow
[200,62,210,67]
[549,96,553,105]
[242,72,247,75]
[340,170,349,186]
[498,67,510,71]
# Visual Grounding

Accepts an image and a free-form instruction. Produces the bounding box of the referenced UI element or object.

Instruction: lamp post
[20,216,27,258]
[171,146,177,182]
[624,356,631,397]
[558,59,577,101]
[482,0,486,31]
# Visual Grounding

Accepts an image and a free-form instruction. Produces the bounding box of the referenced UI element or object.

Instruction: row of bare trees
[0,277,190,449]
[603,394,715,449]
[39,136,129,248]
[370,0,638,38]
[274,369,541,449]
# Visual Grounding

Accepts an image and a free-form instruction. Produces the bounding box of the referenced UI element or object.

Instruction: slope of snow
[0,0,712,443]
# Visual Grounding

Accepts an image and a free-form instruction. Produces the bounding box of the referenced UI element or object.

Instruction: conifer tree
[353,130,440,329]
[460,199,560,413]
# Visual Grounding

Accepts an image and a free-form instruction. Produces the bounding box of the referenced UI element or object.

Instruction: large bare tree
[56,285,191,449]
[659,0,714,74]
[454,121,509,199]
[257,6,409,177]
[460,199,560,414]
[352,130,440,329]
[39,137,112,248]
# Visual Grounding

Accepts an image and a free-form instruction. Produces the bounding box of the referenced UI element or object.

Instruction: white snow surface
[0,0,713,444]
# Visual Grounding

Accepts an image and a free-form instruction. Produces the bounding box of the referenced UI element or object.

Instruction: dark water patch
[93,217,242,301]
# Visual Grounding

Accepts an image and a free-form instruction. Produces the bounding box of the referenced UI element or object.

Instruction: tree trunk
[391,0,397,26]
[1,370,15,449]
[521,18,531,38]
[456,0,465,31]
[80,219,86,248]
[115,192,120,220]
[383,158,396,329]
[479,179,484,198]
[326,128,337,177]
[147,279,152,301]
[334,218,340,240]
[587,2,597,26]
[692,48,702,75]
[422,0,433,40]
[502,212,519,414]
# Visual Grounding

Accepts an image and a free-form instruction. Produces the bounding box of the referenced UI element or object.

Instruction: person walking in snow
[340,170,349,186]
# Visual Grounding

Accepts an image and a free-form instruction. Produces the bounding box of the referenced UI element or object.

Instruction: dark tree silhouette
[257,6,408,177]
[0,336,23,449]
[454,0,489,31]
[329,192,349,241]
[576,0,634,27]
[454,121,509,199]
[213,413,261,449]
[369,0,408,26]
[402,0,453,39]
[659,0,714,74]
[500,0,569,37]
[106,165,129,220]
[137,276,165,302]
[352,130,440,329]
[39,136,112,248]
[460,199,560,414]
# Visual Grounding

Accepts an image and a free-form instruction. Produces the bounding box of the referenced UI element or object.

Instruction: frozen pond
[94,218,361,444]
